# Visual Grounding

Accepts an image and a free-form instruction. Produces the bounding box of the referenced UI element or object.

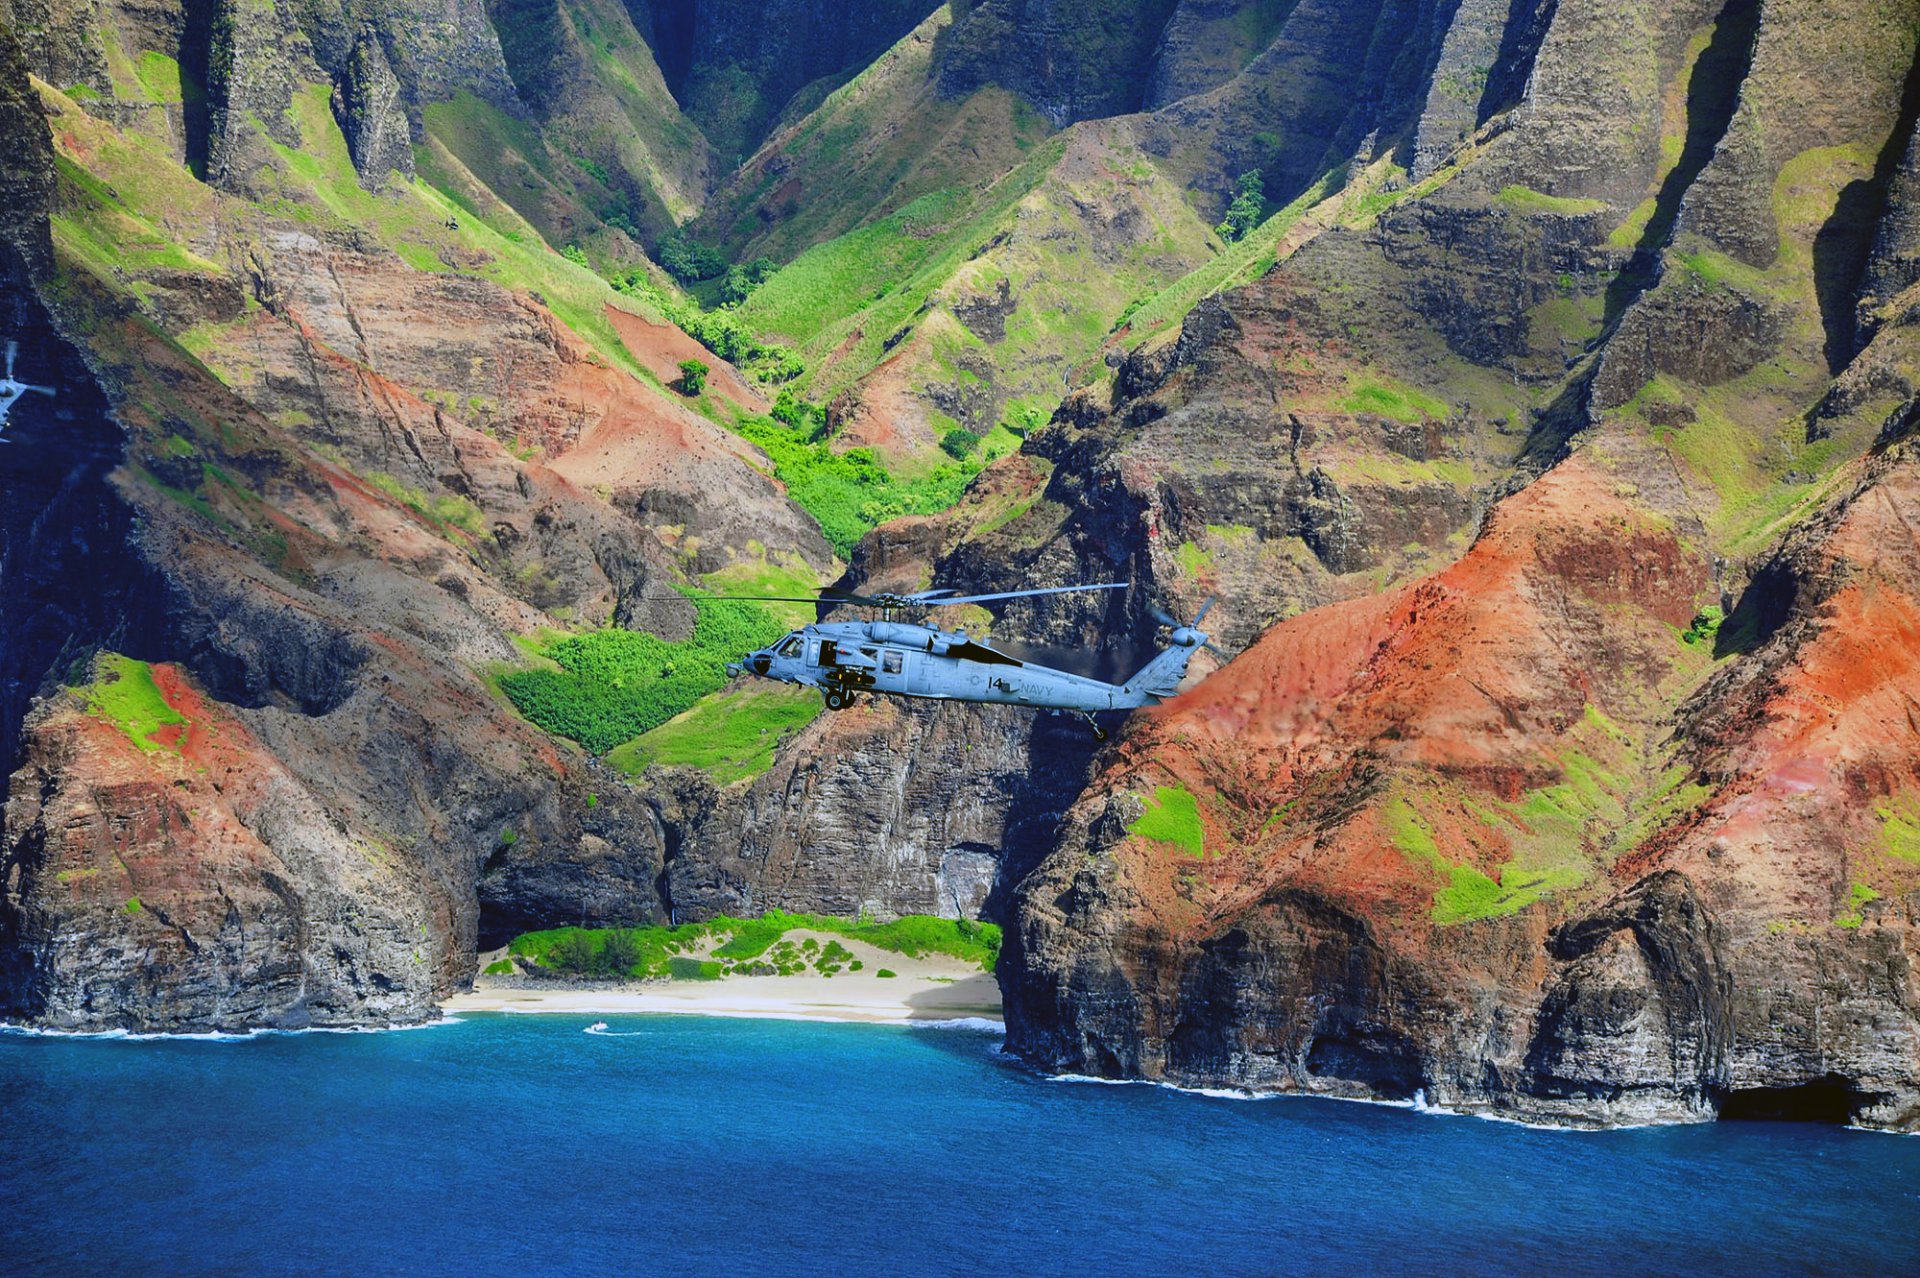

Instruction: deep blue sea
[3,1014,1917,1277]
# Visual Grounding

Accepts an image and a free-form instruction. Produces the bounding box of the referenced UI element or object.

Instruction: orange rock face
[1001,444,1920,1129]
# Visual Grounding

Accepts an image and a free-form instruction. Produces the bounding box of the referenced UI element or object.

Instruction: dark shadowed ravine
[3,1016,1917,1277]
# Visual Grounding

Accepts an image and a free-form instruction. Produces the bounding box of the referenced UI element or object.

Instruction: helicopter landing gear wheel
[824,687,852,711]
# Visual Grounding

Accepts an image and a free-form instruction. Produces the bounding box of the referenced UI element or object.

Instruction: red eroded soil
[1143,455,1702,774]
[1090,454,1712,937]
[602,304,769,414]
[1622,460,1920,900]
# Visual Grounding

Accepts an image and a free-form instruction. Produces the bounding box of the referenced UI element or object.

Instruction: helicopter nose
[751,654,772,676]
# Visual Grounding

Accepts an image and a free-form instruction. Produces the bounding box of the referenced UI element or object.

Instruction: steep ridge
[1001,430,1920,1128]
[24,0,710,257]
[946,0,1747,649]
[628,0,933,162]
[0,3,844,1028]
[701,0,1530,478]
[990,0,1920,1128]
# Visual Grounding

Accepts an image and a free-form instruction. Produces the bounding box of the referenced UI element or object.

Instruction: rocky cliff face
[1001,436,1920,1128]
[0,4,832,1028]
[990,0,1920,1130]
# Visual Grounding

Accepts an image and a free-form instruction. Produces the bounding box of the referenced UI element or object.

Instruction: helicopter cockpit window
[883,650,903,675]
[776,635,803,658]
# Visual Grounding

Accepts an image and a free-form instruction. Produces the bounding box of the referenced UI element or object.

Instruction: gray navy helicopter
[721,582,1222,738]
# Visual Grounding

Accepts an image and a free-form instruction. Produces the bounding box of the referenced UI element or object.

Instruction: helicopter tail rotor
[1150,596,1227,658]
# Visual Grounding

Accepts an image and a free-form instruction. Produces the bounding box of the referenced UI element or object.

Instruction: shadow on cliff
[1813,44,1920,370]
[1600,0,1760,331]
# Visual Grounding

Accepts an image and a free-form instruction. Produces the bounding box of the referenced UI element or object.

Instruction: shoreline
[443,954,1004,1028]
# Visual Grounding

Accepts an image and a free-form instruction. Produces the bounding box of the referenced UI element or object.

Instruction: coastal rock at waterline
[0,676,446,1030]
[1000,439,1920,1129]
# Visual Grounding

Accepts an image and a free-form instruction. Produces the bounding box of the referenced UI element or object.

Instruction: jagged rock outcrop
[0,21,830,1028]
[937,0,1182,127]
[633,0,930,156]
[1000,443,1920,1128]
[334,29,412,186]
[990,0,1920,1129]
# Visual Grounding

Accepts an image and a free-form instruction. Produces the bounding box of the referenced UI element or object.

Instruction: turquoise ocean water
[2,1013,1916,1276]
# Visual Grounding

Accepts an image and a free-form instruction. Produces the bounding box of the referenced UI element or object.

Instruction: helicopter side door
[902,648,933,696]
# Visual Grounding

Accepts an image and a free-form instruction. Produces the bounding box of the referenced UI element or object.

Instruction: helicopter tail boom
[1119,630,1207,704]
[1117,600,1223,705]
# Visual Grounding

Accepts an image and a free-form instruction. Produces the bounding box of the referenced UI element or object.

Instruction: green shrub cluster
[720,257,778,305]
[615,271,804,383]
[940,427,982,459]
[509,910,1003,979]
[1681,605,1724,646]
[705,909,1002,970]
[677,358,709,395]
[654,230,728,283]
[1216,171,1267,243]
[498,590,788,753]
[731,414,982,556]
[772,388,828,439]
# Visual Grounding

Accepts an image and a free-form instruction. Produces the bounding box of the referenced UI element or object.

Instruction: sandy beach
[443,931,1003,1026]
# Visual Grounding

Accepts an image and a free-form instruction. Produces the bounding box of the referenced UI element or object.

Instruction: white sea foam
[906,1016,1007,1035]
[1041,1070,1432,1112]
[0,1016,460,1042]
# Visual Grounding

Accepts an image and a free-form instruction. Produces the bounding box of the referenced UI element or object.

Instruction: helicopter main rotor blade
[1147,604,1181,629]
[915,582,1127,608]
[701,592,891,607]
[1192,596,1217,624]
[4,341,14,380]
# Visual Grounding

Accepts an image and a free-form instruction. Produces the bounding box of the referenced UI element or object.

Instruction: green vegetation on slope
[1130,784,1207,858]
[1117,168,1343,348]
[607,683,823,784]
[1877,799,1920,864]
[1836,881,1881,930]
[510,911,1002,977]
[1493,185,1608,217]
[1337,372,1452,423]
[498,591,787,753]
[1387,796,1583,925]
[727,413,983,556]
[78,653,187,753]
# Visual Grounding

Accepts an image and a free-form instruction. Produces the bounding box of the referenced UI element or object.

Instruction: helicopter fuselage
[726,617,1205,716]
